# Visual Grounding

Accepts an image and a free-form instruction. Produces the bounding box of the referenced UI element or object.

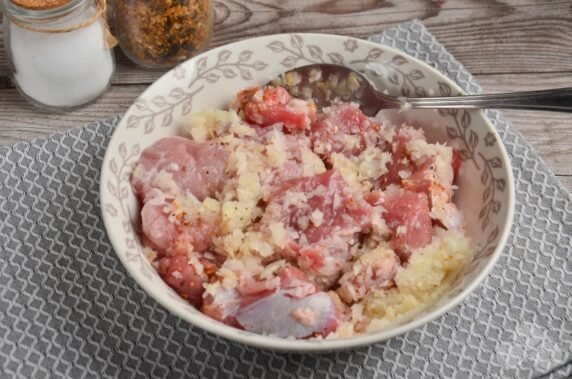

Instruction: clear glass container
[113,0,213,69]
[1,0,115,110]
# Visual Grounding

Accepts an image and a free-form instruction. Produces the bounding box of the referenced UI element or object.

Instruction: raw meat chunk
[131,136,228,202]
[232,86,316,133]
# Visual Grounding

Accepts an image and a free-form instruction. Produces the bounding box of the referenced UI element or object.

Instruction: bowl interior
[100,33,514,351]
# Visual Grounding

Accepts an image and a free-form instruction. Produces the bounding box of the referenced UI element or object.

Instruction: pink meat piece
[232,86,316,133]
[275,161,305,185]
[378,127,461,231]
[261,170,372,284]
[292,239,352,287]
[278,265,317,298]
[233,265,317,299]
[378,126,454,200]
[141,200,177,254]
[141,198,218,256]
[381,191,433,260]
[201,285,271,327]
[257,130,313,186]
[157,255,208,307]
[235,291,338,338]
[264,169,372,244]
[402,157,438,194]
[379,128,415,190]
[201,265,317,327]
[236,275,281,298]
[131,136,229,202]
[310,103,381,157]
[337,249,399,303]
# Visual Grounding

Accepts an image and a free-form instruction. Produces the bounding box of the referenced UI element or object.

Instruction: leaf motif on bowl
[269,35,350,66]
[172,65,186,80]
[477,153,506,233]
[307,45,324,60]
[434,81,506,237]
[105,142,154,280]
[328,52,345,64]
[391,55,408,66]
[103,202,118,217]
[267,40,286,53]
[124,50,263,133]
[349,53,426,97]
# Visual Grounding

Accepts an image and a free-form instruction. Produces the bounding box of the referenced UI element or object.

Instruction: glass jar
[1,0,116,109]
[113,0,213,69]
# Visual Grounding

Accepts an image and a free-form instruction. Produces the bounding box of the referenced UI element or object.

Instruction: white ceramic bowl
[100,33,515,352]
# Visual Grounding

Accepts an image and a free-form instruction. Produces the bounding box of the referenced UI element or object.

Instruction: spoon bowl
[271,63,398,116]
[272,63,572,114]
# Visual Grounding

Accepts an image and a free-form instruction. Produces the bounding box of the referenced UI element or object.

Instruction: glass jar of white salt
[0,0,116,109]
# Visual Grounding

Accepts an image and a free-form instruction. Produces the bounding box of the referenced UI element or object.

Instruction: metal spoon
[270,64,572,115]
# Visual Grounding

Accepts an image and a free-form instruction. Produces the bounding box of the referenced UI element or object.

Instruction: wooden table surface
[0,0,570,191]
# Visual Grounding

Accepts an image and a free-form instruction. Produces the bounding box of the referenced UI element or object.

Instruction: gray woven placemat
[1,20,570,379]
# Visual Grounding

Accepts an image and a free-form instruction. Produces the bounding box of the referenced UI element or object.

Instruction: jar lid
[10,0,72,10]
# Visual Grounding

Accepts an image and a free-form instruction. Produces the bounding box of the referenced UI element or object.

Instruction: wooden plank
[0,85,143,144]
[1,0,571,88]
[212,0,572,76]
[490,109,571,176]
[476,72,572,177]
[476,72,572,92]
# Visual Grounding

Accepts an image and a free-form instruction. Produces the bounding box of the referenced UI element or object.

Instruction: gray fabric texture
[1,20,570,379]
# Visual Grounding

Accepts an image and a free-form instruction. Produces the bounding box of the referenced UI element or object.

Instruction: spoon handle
[404,87,572,113]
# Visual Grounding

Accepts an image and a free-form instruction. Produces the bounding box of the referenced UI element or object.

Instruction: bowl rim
[100,32,516,352]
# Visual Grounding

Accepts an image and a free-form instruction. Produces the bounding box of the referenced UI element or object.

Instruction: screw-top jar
[113,0,213,69]
[1,0,116,109]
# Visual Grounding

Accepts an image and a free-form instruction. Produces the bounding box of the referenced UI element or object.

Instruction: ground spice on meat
[114,0,212,67]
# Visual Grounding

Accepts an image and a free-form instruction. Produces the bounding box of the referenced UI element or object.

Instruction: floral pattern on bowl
[100,33,515,352]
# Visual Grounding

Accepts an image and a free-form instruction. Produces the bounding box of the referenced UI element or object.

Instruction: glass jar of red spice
[113,0,213,69]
